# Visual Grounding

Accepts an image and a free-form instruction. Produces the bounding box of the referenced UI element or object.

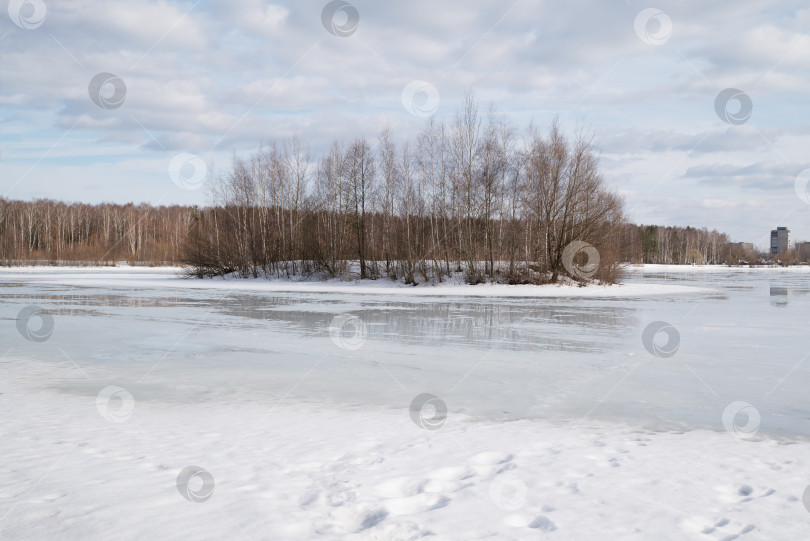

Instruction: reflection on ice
[769,285,810,307]
[220,294,635,352]
[770,286,789,307]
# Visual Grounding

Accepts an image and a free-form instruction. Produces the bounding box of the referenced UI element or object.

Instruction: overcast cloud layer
[2,0,810,247]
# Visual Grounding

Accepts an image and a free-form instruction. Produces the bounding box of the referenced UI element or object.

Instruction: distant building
[770,227,790,256]
[796,241,810,262]
[733,242,754,253]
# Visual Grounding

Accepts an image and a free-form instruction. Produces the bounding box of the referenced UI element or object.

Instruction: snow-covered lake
[2,265,810,539]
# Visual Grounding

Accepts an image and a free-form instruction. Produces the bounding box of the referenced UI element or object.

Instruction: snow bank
[0,266,714,298]
[627,263,810,273]
[2,358,808,540]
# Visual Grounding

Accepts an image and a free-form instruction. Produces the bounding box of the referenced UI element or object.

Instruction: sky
[1,0,810,249]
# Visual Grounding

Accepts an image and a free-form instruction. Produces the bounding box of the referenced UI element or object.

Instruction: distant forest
[0,97,779,282]
[0,196,748,270]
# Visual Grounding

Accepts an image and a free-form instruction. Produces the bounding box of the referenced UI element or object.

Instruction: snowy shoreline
[0,264,728,297]
[4,261,809,298]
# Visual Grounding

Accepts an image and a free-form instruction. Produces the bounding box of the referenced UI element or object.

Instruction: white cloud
[2,0,810,242]
[700,199,738,209]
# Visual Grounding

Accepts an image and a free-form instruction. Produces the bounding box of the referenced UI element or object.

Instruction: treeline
[1,97,759,277]
[621,224,742,264]
[186,96,625,284]
[0,196,756,272]
[0,198,192,264]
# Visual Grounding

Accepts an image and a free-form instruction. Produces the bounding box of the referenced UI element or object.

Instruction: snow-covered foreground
[2,265,810,539]
[3,360,810,540]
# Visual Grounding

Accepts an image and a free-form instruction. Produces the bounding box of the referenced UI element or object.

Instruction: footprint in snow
[470,451,514,465]
[681,516,755,538]
[326,488,358,507]
[427,466,475,481]
[373,476,427,499]
[385,493,450,516]
[470,451,515,476]
[680,515,728,535]
[714,484,755,503]
[504,513,557,531]
[316,503,388,535]
[372,520,432,540]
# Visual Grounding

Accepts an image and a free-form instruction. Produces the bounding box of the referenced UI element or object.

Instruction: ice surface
[2,265,810,539]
